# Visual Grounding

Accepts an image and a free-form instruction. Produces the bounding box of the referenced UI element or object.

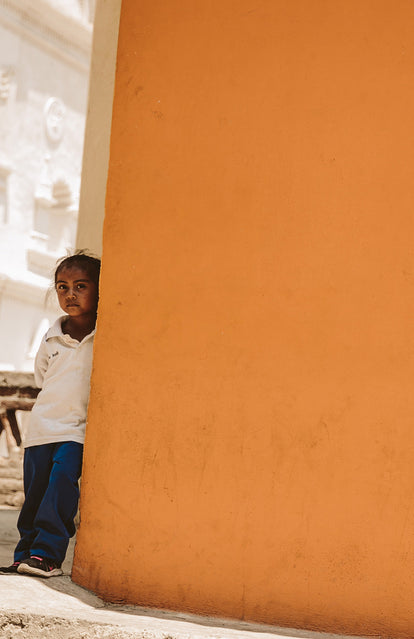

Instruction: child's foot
[0,561,21,574]
[17,556,63,578]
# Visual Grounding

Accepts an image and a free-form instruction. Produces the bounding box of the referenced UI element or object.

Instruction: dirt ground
[0,613,155,639]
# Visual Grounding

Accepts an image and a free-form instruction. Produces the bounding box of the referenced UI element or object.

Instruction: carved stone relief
[44,97,66,144]
[0,68,12,103]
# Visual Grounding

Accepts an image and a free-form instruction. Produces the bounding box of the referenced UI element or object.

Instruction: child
[0,251,100,577]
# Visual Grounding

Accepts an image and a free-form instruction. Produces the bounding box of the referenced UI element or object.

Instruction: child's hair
[54,250,101,288]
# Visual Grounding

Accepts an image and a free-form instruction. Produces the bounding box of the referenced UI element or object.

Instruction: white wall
[0,0,92,371]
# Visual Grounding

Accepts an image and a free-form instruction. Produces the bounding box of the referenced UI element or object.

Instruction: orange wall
[73,1,414,636]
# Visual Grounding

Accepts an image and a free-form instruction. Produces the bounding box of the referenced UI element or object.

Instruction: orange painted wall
[73,1,414,636]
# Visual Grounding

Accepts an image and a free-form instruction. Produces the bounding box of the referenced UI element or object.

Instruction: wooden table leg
[6,409,22,447]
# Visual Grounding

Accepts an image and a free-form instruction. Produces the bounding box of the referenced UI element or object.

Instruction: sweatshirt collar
[45,316,96,342]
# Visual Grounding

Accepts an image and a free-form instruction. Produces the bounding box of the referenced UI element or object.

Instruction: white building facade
[0,0,93,371]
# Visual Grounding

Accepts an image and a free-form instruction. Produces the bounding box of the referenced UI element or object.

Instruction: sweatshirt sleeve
[34,337,49,388]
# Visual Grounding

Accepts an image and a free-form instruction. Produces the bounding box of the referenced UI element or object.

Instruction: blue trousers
[14,442,83,567]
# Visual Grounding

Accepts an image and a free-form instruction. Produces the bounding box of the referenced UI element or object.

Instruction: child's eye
[76,284,86,290]
[57,284,67,291]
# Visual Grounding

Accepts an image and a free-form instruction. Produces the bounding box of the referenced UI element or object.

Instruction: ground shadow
[41,576,367,639]
[2,509,367,639]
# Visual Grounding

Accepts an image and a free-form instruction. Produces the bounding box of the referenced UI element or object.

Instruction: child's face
[55,266,98,320]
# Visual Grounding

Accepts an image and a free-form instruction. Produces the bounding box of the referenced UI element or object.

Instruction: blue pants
[14,442,83,567]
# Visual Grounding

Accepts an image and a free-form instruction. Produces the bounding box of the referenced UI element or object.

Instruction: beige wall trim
[76,0,122,256]
[0,0,92,72]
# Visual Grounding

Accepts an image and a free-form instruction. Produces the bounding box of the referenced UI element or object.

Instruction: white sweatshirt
[24,316,95,448]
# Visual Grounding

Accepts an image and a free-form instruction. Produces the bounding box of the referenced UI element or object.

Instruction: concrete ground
[0,508,373,639]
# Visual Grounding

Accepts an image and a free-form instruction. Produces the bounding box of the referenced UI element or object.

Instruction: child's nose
[66,288,76,298]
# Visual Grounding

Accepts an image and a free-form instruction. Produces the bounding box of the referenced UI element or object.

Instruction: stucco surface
[74,1,414,637]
